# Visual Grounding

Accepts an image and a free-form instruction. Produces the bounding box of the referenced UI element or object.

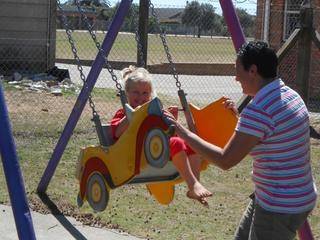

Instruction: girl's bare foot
[186,182,212,206]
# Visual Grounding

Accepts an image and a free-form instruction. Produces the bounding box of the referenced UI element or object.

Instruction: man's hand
[222,98,239,116]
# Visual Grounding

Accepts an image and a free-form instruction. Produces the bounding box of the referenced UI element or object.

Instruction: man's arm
[175,123,260,170]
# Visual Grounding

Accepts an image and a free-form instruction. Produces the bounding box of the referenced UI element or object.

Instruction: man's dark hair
[237,41,278,79]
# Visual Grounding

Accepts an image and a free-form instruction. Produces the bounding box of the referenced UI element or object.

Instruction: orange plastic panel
[189,97,238,148]
[145,97,238,205]
[146,182,175,205]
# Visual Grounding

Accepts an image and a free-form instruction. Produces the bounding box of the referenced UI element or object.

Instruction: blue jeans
[234,197,310,240]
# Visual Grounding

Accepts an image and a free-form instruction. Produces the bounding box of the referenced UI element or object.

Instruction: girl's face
[127,81,152,108]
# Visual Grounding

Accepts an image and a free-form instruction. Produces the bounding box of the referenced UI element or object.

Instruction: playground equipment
[75,96,237,211]
[0,83,36,240]
[76,97,173,211]
[72,0,238,210]
[36,0,314,239]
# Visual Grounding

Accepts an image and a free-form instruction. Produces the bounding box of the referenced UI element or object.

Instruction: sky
[116,0,258,15]
[61,0,257,15]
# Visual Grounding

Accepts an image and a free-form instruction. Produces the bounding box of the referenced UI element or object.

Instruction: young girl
[110,65,212,206]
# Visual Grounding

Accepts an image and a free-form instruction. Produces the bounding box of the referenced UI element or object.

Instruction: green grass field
[1,86,319,240]
[56,31,236,64]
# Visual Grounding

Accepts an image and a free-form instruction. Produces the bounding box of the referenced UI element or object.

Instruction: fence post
[137,0,149,67]
[296,2,313,104]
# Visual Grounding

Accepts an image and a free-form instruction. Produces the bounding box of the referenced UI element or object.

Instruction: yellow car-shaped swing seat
[76,97,237,212]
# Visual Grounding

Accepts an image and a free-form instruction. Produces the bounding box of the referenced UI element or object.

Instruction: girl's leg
[188,154,202,180]
[171,151,212,205]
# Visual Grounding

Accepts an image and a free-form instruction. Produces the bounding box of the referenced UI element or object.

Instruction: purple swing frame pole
[298,220,314,240]
[219,0,246,51]
[37,0,133,193]
[219,1,313,239]
[0,84,36,240]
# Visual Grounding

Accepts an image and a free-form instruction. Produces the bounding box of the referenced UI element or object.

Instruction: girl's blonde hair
[121,65,156,98]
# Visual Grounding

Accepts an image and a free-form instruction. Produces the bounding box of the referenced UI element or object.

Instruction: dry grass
[1,87,319,240]
[56,31,236,64]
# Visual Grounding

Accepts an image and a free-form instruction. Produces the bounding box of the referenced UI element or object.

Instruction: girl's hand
[223,98,239,116]
[162,109,178,127]
[162,111,190,140]
[163,109,176,121]
[167,106,179,120]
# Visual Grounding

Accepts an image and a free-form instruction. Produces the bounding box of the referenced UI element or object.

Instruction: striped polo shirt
[236,79,317,214]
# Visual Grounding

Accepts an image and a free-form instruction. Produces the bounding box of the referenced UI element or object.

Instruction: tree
[103,3,140,32]
[106,3,157,33]
[210,14,228,36]
[123,3,139,32]
[181,1,201,37]
[97,8,109,21]
[62,0,111,30]
[199,4,217,37]
[236,8,255,38]
[181,1,218,38]
[63,0,110,7]
[148,16,158,33]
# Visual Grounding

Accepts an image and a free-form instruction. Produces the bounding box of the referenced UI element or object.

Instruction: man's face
[235,58,257,96]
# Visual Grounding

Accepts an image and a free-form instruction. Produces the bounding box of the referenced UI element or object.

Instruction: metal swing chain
[148,1,197,133]
[74,0,123,93]
[56,0,98,117]
[148,0,182,91]
[76,0,178,91]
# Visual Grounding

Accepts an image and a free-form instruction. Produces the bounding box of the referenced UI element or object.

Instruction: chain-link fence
[0,0,319,192]
[256,0,320,111]
[1,2,320,238]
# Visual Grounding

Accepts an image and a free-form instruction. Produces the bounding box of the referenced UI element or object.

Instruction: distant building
[152,8,183,23]
[56,6,185,32]
[151,8,185,34]
[56,5,99,30]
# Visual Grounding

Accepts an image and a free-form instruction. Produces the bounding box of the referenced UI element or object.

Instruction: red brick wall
[269,0,285,49]
[255,1,264,39]
[254,0,320,100]
[310,2,320,100]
